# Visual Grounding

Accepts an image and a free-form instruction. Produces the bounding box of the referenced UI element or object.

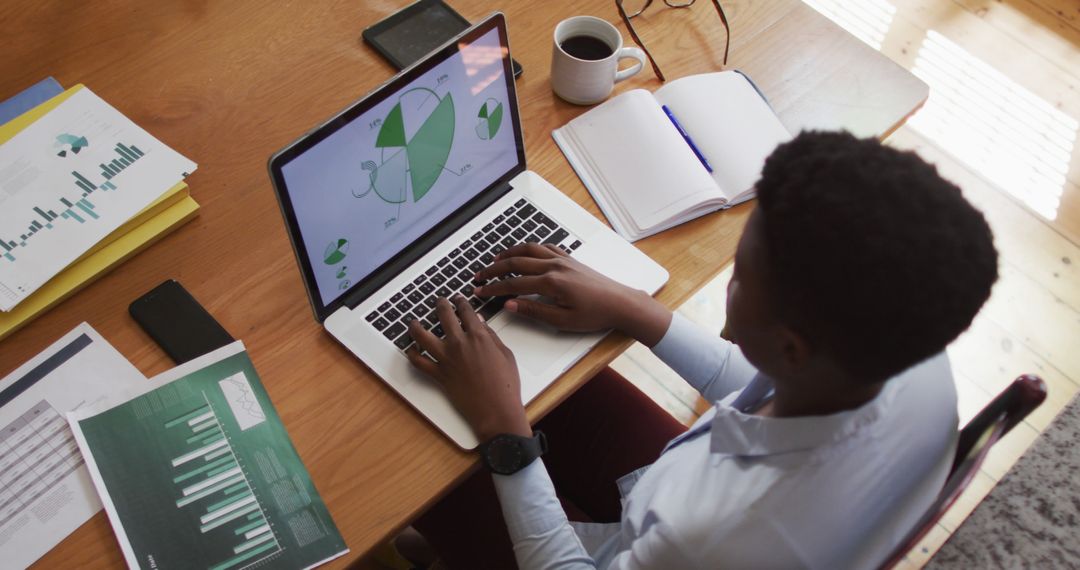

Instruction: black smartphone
[129,280,234,364]
[362,0,523,78]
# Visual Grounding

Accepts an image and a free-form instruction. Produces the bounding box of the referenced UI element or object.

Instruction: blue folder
[0,77,63,125]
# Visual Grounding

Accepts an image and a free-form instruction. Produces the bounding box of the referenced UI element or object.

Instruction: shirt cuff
[651,312,734,385]
[649,312,758,401]
[651,312,705,363]
[491,458,568,541]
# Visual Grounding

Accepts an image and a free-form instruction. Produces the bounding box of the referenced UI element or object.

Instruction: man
[404,131,999,568]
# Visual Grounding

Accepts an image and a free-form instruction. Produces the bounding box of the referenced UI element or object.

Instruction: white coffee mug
[551,16,647,105]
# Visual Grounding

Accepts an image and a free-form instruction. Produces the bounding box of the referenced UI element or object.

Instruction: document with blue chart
[68,342,348,570]
[280,26,517,307]
[0,87,197,311]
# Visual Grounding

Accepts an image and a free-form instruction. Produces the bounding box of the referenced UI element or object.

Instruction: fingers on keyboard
[372,199,581,353]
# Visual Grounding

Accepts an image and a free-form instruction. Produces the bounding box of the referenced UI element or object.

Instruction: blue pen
[661,105,713,173]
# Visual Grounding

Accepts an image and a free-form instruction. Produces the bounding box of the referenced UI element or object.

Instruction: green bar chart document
[68,342,347,569]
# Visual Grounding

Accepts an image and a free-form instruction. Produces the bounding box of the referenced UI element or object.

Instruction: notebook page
[655,72,791,200]
[561,90,721,231]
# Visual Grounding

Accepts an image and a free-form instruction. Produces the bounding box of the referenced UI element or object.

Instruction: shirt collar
[707,373,894,457]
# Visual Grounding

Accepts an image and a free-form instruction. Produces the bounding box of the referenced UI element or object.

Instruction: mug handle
[614,47,647,83]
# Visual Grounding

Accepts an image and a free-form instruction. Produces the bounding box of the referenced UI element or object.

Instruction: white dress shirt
[492,313,958,569]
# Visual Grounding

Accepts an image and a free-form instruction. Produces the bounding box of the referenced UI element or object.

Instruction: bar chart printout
[0,86,197,311]
[69,343,348,570]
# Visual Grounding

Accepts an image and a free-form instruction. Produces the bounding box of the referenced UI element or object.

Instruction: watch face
[486,436,526,474]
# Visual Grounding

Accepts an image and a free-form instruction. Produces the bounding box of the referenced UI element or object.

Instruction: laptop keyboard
[365,198,583,353]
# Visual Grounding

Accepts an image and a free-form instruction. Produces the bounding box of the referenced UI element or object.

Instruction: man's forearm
[615,289,673,348]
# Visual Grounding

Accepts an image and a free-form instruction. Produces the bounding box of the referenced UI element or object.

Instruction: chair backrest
[879,374,1047,569]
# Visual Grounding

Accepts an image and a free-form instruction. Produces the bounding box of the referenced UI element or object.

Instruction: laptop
[268,13,668,449]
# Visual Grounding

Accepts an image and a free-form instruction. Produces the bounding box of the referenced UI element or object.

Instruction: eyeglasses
[615,0,730,82]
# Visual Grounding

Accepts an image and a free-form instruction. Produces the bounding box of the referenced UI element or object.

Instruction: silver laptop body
[268,13,668,448]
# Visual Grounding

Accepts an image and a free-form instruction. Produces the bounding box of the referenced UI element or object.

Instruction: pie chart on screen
[360,87,456,204]
[323,238,349,265]
[475,98,503,140]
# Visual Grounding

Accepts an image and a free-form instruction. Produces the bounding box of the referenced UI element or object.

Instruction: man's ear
[777,325,812,369]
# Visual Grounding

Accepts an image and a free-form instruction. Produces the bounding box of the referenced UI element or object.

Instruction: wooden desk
[0,0,926,567]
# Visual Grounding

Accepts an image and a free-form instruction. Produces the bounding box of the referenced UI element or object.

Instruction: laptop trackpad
[492,315,577,375]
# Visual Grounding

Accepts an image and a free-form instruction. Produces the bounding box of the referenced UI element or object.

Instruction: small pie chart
[55,133,89,158]
[323,238,349,265]
[475,98,503,140]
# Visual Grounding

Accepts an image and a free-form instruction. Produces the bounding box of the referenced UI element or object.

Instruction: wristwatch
[480,431,548,475]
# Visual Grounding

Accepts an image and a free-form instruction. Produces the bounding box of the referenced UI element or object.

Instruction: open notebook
[554,71,791,241]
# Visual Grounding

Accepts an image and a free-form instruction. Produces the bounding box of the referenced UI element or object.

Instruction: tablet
[363,0,523,77]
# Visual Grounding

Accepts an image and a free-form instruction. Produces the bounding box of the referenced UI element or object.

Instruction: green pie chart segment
[323,238,349,265]
[376,104,407,148]
[404,93,455,202]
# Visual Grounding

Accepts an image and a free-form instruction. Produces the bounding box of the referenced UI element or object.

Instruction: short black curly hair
[755,131,998,383]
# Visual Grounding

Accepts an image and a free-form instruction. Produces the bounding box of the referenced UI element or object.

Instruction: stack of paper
[0,81,200,339]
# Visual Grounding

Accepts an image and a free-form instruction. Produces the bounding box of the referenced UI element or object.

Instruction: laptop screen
[276,19,520,314]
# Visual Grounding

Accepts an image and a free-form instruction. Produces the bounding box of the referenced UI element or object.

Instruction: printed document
[0,87,197,311]
[69,342,348,570]
[0,323,146,568]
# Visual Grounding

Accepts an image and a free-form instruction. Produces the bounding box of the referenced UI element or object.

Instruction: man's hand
[405,295,531,441]
[473,244,672,346]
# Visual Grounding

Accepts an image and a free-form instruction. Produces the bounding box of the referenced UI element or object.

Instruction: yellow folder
[0,84,200,339]
[0,196,200,340]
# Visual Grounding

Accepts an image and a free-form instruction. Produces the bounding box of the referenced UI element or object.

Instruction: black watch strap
[480,430,548,475]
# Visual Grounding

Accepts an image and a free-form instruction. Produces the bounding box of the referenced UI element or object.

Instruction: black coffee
[560,35,614,61]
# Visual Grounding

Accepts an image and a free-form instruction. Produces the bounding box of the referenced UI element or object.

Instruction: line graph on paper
[218,373,266,431]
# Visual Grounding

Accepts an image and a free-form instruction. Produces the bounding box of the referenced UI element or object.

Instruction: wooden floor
[612,0,1080,566]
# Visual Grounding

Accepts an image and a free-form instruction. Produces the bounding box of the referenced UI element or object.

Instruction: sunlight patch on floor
[801,1,1077,221]
[907,30,1076,221]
